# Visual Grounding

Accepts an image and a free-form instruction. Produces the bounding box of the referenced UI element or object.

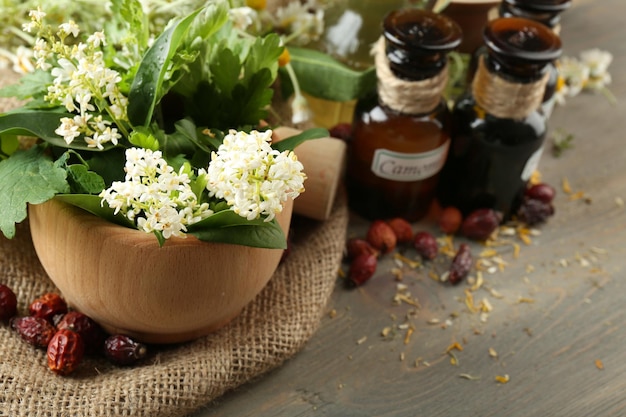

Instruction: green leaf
[0,146,70,238]
[128,127,160,150]
[243,34,282,83]
[0,110,112,151]
[209,47,243,97]
[127,9,202,127]
[86,148,126,186]
[187,207,287,248]
[0,134,19,159]
[286,46,377,101]
[189,221,286,249]
[0,70,52,99]
[54,194,135,228]
[109,0,150,50]
[184,0,229,48]
[272,127,328,153]
[66,165,106,194]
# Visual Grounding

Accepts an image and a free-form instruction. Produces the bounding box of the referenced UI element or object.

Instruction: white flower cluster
[25,8,129,149]
[100,148,213,239]
[555,48,614,105]
[206,129,305,222]
[273,1,324,46]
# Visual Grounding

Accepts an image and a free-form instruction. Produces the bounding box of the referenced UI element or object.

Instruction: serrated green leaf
[0,70,52,99]
[127,9,202,127]
[209,47,242,96]
[271,127,328,153]
[243,34,282,83]
[286,46,377,101]
[0,146,69,238]
[232,68,275,126]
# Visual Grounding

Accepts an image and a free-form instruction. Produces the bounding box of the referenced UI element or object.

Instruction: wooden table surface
[194,1,626,415]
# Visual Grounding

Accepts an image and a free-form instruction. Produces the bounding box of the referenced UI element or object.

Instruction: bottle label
[370,141,450,182]
[521,147,544,181]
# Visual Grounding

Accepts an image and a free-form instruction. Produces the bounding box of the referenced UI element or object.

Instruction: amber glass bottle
[345,9,462,221]
[437,17,562,217]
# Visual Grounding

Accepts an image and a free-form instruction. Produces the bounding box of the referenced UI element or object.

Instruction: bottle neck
[499,4,563,29]
[373,37,448,115]
[472,55,549,119]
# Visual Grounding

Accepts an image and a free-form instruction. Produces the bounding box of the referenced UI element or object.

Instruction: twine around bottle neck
[373,37,448,115]
[472,55,549,119]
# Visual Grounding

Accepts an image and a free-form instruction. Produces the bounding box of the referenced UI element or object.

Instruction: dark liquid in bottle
[437,94,547,217]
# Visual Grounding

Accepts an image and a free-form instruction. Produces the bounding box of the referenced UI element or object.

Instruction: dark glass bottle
[437,17,562,218]
[499,0,572,115]
[499,0,573,30]
[466,0,570,116]
[346,8,462,221]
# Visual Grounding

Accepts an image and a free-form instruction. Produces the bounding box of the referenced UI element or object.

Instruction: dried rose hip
[104,335,148,366]
[448,243,473,285]
[346,238,379,260]
[29,293,68,323]
[47,329,85,376]
[11,316,57,348]
[329,123,352,142]
[525,183,556,204]
[366,220,397,254]
[438,206,463,235]
[413,231,438,260]
[517,198,555,225]
[0,284,18,321]
[387,217,414,243]
[460,208,502,241]
[348,253,377,286]
[56,311,106,355]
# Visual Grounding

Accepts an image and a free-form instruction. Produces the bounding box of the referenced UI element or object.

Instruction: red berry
[346,238,379,260]
[29,293,68,323]
[348,253,378,286]
[56,311,106,355]
[0,284,18,321]
[460,208,502,241]
[525,183,556,204]
[11,316,57,348]
[366,220,397,254]
[448,243,473,285]
[104,335,148,366]
[517,198,555,225]
[413,231,438,260]
[329,123,352,141]
[387,217,414,243]
[438,206,463,235]
[47,329,85,375]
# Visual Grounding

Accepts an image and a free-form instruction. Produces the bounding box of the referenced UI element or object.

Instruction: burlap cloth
[0,69,349,416]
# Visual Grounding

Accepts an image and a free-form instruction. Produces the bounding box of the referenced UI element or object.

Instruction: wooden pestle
[272,126,347,221]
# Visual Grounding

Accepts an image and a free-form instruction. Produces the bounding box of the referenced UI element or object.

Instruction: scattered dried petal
[495,374,510,384]
[595,359,604,370]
